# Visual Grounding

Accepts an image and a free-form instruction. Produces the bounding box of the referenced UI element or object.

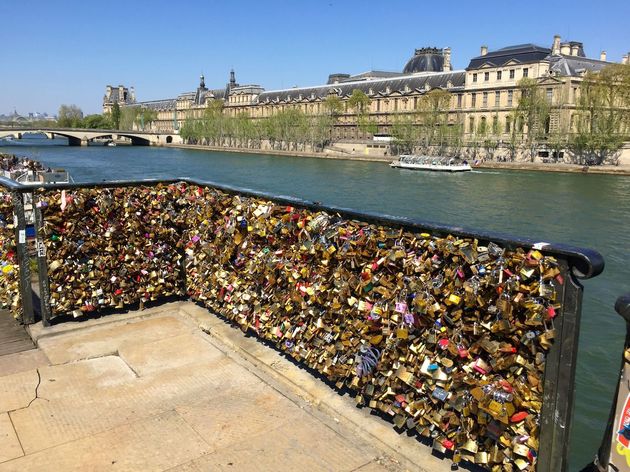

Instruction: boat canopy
[398,155,461,166]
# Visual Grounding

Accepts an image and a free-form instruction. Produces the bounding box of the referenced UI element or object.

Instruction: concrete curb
[27,301,184,344]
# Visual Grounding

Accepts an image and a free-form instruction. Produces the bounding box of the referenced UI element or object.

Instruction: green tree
[57,104,84,128]
[570,64,630,165]
[348,89,376,138]
[119,107,140,130]
[83,114,112,129]
[111,103,121,129]
[516,78,550,161]
[391,112,417,154]
[416,89,451,154]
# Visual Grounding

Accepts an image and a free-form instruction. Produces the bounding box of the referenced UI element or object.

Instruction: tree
[569,64,630,165]
[390,112,417,154]
[416,89,451,154]
[516,78,550,161]
[111,103,121,129]
[348,89,376,138]
[57,105,84,128]
[83,114,112,129]
[135,108,157,131]
[119,107,139,131]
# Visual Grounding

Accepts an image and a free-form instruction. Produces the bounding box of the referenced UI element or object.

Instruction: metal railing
[0,175,614,471]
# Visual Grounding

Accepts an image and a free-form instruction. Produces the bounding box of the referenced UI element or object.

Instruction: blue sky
[1,0,628,115]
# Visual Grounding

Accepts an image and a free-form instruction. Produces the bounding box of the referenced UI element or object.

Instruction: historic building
[103,85,136,113]
[105,35,627,144]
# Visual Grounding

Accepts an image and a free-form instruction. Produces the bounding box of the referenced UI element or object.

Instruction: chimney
[560,42,571,55]
[600,51,607,62]
[443,47,451,71]
[552,35,561,55]
[571,44,579,56]
[622,54,629,65]
[480,45,488,56]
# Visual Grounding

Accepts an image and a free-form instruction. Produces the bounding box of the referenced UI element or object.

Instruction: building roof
[549,55,610,76]
[403,48,446,74]
[345,70,404,81]
[467,44,551,69]
[256,71,465,103]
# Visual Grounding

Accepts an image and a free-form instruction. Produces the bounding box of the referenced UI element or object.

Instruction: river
[3,135,629,469]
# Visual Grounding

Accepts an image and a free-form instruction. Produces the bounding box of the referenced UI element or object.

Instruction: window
[506,116,512,133]
[492,115,498,131]
[471,93,476,108]
[484,72,490,81]
[507,90,514,107]
[497,71,502,81]
[509,69,515,79]
[469,117,475,133]
[546,88,553,103]
[457,94,462,108]
[495,91,500,107]
[472,73,478,83]
[482,92,488,108]
[394,99,398,111]
[523,68,529,77]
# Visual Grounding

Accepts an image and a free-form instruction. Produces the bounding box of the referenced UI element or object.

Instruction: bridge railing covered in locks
[23,178,604,472]
[0,179,34,323]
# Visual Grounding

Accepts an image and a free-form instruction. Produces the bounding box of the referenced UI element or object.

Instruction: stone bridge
[0,127,182,146]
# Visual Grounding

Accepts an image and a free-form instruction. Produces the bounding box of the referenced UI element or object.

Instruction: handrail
[0,176,605,280]
[0,175,614,471]
[592,293,630,471]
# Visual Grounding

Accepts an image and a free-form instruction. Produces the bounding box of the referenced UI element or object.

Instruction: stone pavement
[0,302,453,472]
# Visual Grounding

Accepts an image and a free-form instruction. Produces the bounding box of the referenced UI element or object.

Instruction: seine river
[3,136,630,469]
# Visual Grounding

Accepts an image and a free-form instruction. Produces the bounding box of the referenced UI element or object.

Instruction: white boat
[106,141,117,147]
[390,155,472,172]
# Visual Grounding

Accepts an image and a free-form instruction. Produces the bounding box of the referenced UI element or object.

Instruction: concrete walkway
[0,302,452,472]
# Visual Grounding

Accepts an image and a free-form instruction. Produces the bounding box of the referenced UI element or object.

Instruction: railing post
[32,192,52,326]
[590,293,630,471]
[10,190,34,324]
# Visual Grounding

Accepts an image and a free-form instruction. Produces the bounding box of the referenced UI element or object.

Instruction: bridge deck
[0,309,34,356]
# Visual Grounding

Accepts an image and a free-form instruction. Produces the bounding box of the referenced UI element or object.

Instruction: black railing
[0,175,614,472]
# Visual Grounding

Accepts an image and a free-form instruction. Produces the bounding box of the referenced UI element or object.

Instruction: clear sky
[1,0,628,116]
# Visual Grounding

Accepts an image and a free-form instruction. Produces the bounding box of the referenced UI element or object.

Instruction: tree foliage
[57,105,84,128]
[516,78,550,161]
[570,64,630,165]
[111,103,121,129]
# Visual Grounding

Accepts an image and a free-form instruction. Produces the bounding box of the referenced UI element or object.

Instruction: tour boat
[390,155,472,172]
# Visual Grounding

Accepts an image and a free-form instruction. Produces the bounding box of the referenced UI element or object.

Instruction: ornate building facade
[104,35,627,144]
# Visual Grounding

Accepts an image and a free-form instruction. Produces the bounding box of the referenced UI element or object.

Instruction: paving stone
[0,351,49,377]
[118,333,225,377]
[0,370,38,413]
[8,354,255,454]
[0,411,211,472]
[177,424,374,472]
[37,316,193,364]
[175,385,304,451]
[0,413,23,463]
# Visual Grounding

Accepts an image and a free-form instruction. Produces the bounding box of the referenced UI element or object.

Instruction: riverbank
[168,143,630,176]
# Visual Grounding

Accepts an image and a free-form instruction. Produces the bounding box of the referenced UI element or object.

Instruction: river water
[3,135,629,469]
